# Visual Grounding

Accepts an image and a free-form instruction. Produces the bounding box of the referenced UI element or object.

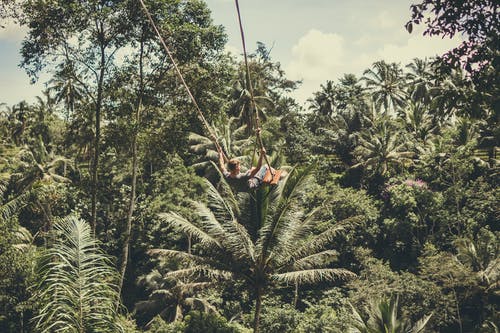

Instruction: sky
[0,0,461,107]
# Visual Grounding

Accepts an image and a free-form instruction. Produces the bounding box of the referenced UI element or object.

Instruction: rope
[234,0,274,175]
[138,0,227,160]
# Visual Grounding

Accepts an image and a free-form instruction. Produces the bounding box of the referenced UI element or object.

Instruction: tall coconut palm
[12,138,71,194]
[48,61,84,119]
[8,101,29,145]
[188,118,254,165]
[363,61,407,114]
[188,116,280,180]
[316,105,366,166]
[405,58,435,105]
[429,67,469,121]
[154,166,358,333]
[308,80,338,118]
[350,296,432,333]
[229,69,274,135]
[33,216,120,332]
[353,116,414,176]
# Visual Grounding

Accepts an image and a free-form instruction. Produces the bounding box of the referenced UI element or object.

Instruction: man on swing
[218,130,281,190]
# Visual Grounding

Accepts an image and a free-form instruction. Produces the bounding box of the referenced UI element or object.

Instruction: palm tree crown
[153,166,358,332]
[363,61,407,114]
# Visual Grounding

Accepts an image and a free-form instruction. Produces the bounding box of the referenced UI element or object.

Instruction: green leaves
[349,295,432,333]
[152,164,357,331]
[33,216,120,332]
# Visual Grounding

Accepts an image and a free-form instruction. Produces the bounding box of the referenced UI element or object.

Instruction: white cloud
[287,29,345,81]
[0,19,27,41]
[285,27,462,106]
[375,10,398,29]
[376,33,461,65]
[285,29,347,106]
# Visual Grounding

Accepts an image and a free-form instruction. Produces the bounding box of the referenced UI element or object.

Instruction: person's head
[227,159,241,173]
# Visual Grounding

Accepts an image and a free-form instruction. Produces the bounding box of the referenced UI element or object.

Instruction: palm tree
[7,101,29,145]
[188,117,255,169]
[33,216,120,332]
[400,101,437,145]
[136,269,215,325]
[10,138,72,234]
[229,69,274,135]
[454,232,499,321]
[188,117,282,180]
[429,67,469,121]
[12,138,71,193]
[353,116,413,176]
[154,166,358,333]
[363,61,407,114]
[350,296,432,333]
[405,58,435,105]
[308,80,338,119]
[28,90,58,146]
[48,61,84,119]
[0,176,31,223]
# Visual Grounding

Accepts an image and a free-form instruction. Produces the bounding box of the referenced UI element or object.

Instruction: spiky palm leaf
[349,296,432,333]
[353,116,413,176]
[33,216,120,333]
[153,165,357,332]
[454,233,500,294]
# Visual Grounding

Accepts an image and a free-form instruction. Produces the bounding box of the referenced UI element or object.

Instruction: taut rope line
[234,0,274,174]
[138,0,227,159]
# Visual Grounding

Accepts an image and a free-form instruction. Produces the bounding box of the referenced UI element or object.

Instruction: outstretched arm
[249,146,266,178]
[219,152,228,174]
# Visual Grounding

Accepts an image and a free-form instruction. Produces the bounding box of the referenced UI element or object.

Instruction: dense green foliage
[0,0,498,332]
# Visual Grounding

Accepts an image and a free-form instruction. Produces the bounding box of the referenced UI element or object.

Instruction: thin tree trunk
[40,201,53,247]
[293,282,299,308]
[117,37,145,305]
[452,285,463,333]
[91,25,106,236]
[253,286,263,333]
[187,233,192,254]
[116,130,138,305]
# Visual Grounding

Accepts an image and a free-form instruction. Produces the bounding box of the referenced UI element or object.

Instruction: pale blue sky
[0,0,460,106]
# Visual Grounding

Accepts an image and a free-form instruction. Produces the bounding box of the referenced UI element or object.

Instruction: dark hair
[227,159,240,171]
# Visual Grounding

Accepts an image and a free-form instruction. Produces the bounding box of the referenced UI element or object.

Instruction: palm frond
[147,249,208,265]
[166,265,233,281]
[256,166,313,260]
[412,313,433,333]
[273,268,355,284]
[192,200,255,262]
[290,216,363,259]
[33,216,120,333]
[269,206,322,266]
[0,190,31,221]
[289,250,339,270]
[209,162,241,216]
[158,212,221,248]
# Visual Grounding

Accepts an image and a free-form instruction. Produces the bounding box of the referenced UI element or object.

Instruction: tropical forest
[0,0,498,332]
